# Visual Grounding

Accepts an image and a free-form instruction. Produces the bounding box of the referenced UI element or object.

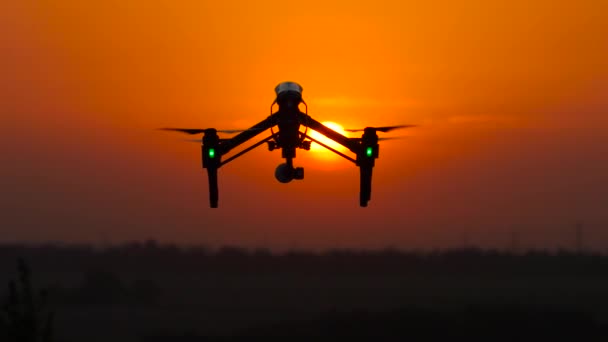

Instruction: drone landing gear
[359,165,372,207]
[206,167,219,208]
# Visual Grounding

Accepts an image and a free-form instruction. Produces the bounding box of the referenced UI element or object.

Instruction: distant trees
[70,268,162,306]
[1,243,608,279]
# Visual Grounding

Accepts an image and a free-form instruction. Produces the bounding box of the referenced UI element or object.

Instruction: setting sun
[306,122,349,160]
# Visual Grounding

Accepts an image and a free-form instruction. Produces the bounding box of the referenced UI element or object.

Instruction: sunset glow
[307,122,349,160]
[1,0,607,250]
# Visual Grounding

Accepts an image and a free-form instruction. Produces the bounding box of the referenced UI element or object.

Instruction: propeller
[345,125,417,133]
[378,136,406,141]
[159,127,263,135]
[350,136,406,142]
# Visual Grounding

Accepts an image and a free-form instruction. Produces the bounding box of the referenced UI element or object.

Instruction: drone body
[162,82,414,208]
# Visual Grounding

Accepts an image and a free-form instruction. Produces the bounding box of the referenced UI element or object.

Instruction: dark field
[2,243,608,341]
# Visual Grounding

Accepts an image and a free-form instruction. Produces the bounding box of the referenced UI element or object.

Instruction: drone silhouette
[162,82,415,208]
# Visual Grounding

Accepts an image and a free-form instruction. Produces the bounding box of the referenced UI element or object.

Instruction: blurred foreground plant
[1,258,53,342]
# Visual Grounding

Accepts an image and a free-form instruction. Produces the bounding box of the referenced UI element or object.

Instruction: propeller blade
[350,136,407,142]
[217,129,249,134]
[160,128,207,135]
[160,127,264,135]
[345,125,417,133]
[218,127,267,134]
[378,136,406,141]
[375,125,417,132]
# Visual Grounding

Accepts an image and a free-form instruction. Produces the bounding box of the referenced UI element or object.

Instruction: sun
[306,121,349,160]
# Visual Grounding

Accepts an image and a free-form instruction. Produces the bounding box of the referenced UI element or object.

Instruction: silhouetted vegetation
[1,259,53,342]
[1,243,608,341]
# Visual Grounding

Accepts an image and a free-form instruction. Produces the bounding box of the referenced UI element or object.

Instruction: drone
[162,82,414,208]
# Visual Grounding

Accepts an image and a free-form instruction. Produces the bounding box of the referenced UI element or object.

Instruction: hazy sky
[2,0,607,250]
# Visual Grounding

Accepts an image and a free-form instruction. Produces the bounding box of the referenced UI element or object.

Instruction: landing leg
[359,166,372,207]
[207,167,218,208]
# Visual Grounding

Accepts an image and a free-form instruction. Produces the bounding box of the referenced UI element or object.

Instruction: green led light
[366,146,373,157]
[208,148,215,158]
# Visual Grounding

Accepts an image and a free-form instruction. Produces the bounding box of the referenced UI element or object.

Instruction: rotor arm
[302,133,356,164]
[298,113,359,152]
[220,113,279,155]
[220,134,277,167]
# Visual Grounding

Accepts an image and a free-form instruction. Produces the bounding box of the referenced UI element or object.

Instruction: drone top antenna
[275,81,303,98]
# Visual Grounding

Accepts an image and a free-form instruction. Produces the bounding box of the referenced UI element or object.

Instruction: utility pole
[510,229,520,255]
[575,222,584,254]
[462,231,470,249]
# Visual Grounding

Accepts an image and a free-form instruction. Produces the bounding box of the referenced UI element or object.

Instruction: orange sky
[1,0,607,250]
